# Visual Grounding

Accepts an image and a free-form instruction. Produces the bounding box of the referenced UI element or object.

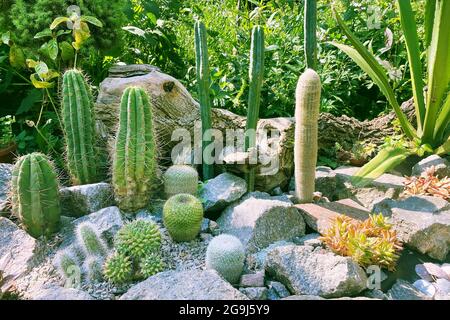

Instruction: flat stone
[60,182,114,218]
[239,271,265,288]
[388,279,430,300]
[31,284,94,300]
[247,240,295,270]
[266,281,290,299]
[412,280,436,298]
[294,233,322,247]
[373,195,450,216]
[0,217,37,290]
[217,192,305,253]
[239,287,267,300]
[412,155,450,178]
[265,245,367,298]
[120,270,247,300]
[282,295,325,300]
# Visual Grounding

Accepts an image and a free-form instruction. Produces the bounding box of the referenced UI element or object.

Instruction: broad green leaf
[352,147,412,187]
[59,41,74,62]
[332,8,417,141]
[30,73,54,88]
[80,16,103,28]
[34,29,52,39]
[397,0,425,132]
[424,0,436,48]
[1,31,10,45]
[47,39,58,60]
[435,136,450,155]
[35,61,49,78]
[9,45,26,69]
[56,29,71,37]
[50,16,70,30]
[16,89,42,115]
[122,26,146,37]
[422,0,450,144]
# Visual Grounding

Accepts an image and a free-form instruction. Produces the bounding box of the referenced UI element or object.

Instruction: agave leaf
[434,93,450,142]
[424,0,436,48]
[352,147,413,187]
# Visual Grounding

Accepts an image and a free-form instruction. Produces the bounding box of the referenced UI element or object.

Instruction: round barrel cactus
[164,165,199,198]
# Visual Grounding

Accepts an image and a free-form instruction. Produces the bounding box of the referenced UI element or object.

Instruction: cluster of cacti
[112,86,158,212]
[320,213,403,271]
[62,69,100,186]
[163,193,204,242]
[103,219,164,285]
[194,20,214,181]
[205,234,245,284]
[163,165,199,198]
[11,152,61,238]
[245,25,265,192]
[294,69,321,203]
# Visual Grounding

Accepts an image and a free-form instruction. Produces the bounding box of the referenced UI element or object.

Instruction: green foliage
[103,252,133,285]
[163,193,204,242]
[11,152,61,238]
[112,86,158,212]
[115,220,162,260]
[138,253,165,279]
[76,222,108,258]
[0,116,14,148]
[205,234,245,284]
[163,165,199,198]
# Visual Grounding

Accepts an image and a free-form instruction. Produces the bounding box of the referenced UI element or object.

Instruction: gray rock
[0,217,37,290]
[412,155,450,178]
[31,284,94,300]
[217,192,305,253]
[364,289,388,300]
[200,173,247,212]
[374,195,450,215]
[266,281,290,299]
[282,295,325,300]
[387,279,430,300]
[265,245,367,298]
[435,279,450,298]
[269,187,283,196]
[239,287,267,300]
[247,240,295,270]
[412,279,436,298]
[289,166,337,198]
[60,183,114,218]
[0,164,13,215]
[120,270,247,300]
[294,233,322,248]
[239,271,265,288]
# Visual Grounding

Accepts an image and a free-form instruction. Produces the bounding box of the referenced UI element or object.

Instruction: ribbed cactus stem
[112,86,158,212]
[304,0,317,70]
[76,222,108,257]
[245,25,265,191]
[62,69,99,185]
[194,20,214,181]
[11,152,61,238]
[294,69,321,203]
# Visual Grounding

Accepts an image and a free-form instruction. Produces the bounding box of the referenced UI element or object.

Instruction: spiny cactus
[138,253,165,279]
[84,256,104,282]
[194,20,214,181]
[205,234,245,284]
[103,252,133,285]
[245,25,265,192]
[76,222,108,258]
[54,249,80,282]
[62,69,99,185]
[115,219,161,260]
[163,193,204,242]
[112,86,158,212]
[164,165,199,198]
[294,69,321,203]
[11,152,61,238]
[304,0,317,70]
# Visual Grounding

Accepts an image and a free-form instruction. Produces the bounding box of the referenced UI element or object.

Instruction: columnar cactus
[76,222,108,258]
[54,249,80,281]
[112,86,158,212]
[304,0,317,70]
[164,165,199,198]
[245,25,265,191]
[294,69,321,203]
[163,193,204,242]
[62,69,99,185]
[205,234,245,284]
[11,152,61,238]
[194,20,214,180]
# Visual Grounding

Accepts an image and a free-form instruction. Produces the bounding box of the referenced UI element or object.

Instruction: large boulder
[265,245,368,298]
[60,182,114,217]
[31,284,94,300]
[387,279,430,300]
[217,192,305,253]
[120,269,247,300]
[0,217,37,290]
[373,196,450,261]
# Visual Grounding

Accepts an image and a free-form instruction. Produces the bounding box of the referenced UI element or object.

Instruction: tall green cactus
[304,0,317,70]
[112,86,158,212]
[194,20,214,181]
[11,152,61,238]
[294,69,321,203]
[62,69,99,185]
[245,25,265,191]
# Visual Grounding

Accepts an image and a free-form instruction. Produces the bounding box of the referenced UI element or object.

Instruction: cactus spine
[11,152,61,238]
[294,69,321,203]
[62,69,99,185]
[245,26,265,191]
[194,20,214,180]
[164,165,199,198]
[304,0,317,70]
[76,222,108,258]
[112,86,158,212]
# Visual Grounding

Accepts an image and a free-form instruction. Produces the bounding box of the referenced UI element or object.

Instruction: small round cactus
[163,194,204,242]
[164,165,199,198]
[205,234,245,284]
[138,253,165,279]
[76,222,108,258]
[115,219,161,260]
[103,252,133,285]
